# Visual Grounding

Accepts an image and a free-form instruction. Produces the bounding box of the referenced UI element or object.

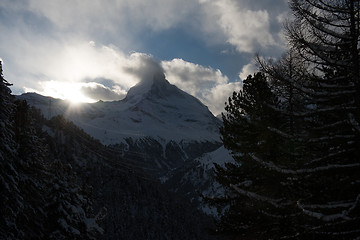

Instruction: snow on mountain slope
[18,73,221,145]
[163,145,235,215]
[18,74,231,215]
[196,145,234,170]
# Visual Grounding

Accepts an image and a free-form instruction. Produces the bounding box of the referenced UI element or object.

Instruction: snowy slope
[163,145,235,215]
[18,74,231,215]
[195,145,234,170]
[18,73,221,145]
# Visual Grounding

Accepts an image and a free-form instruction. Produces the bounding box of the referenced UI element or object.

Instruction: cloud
[0,0,289,82]
[0,0,288,115]
[162,58,228,96]
[25,0,199,36]
[217,1,274,52]
[199,0,286,53]
[239,62,258,80]
[203,82,242,116]
[2,0,288,54]
[162,58,241,115]
[124,53,165,83]
[0,21,162,96]
[80,82,126,101]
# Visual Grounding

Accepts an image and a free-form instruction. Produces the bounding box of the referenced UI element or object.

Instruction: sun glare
[42,81,96,104]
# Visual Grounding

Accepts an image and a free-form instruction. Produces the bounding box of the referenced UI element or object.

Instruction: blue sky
[0,0,289,115]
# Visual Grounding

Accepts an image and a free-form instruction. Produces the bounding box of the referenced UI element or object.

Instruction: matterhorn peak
[153,71,166,82]
[124,72,182,104]
[18,69,221,145]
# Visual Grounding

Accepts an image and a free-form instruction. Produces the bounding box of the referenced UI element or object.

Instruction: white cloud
[5,0,285,55]
[80,82,127,101]
[162,58,228,96]
[26,0,198,34]
[28,81,95,103]
[13,41,239,114]
[0,0,287,115]
[239,62,258,80]
[2,26,239,114]
[162,58,241,115]
[203,82,242,115]
[24,81,126,103]
[0,23,166,99]
[199,0,277,53]
[30,40,140,90]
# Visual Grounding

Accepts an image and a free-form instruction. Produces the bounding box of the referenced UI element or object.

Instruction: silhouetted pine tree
[257,50,311,171]
[211,73,292,238]
[211,1,360,239]
[284,0,360,238]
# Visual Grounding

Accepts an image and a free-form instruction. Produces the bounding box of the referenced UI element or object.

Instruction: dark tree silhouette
[0,61,103,239]
[211,1,360,239]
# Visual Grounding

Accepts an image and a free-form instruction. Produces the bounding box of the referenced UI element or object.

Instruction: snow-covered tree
[0,61,103,239]
[45,159,104,240]
[0,60,23,238]
[0,66,46,239]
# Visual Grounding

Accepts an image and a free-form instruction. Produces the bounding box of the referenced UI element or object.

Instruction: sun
[41,81,95,104]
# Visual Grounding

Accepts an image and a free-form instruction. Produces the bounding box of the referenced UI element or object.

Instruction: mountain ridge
[18,74,221,145]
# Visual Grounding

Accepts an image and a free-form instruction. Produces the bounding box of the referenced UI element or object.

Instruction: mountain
[163,146,235,215]
[3,64,227,238]
[18,74,223,176]
[1,105,218,239]
[18,74,232,215]
[19,73,221,145]
[44,115,218,240]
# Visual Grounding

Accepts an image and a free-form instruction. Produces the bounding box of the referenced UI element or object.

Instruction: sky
[0,0,290,115]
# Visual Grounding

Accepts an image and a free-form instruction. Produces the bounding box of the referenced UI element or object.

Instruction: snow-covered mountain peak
[18,74,222,145]
[125,72,182,104]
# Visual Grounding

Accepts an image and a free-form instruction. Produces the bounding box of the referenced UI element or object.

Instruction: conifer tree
[212,73,291,237]
[212,1,360,239]
[0,60,23,238]
[257,50,310,168]
[286,0,360,159]
[283,1,360,237]
[0,61,103,239]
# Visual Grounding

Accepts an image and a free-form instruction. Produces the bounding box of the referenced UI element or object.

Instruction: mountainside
[2,60,227,238]
[43,115,218,240]
[163,146,235,215]
[18,74,223,178]
[18,73,221,145]
[17,74,231,215]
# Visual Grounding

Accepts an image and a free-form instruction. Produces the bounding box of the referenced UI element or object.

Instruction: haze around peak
[124,53,165,84]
